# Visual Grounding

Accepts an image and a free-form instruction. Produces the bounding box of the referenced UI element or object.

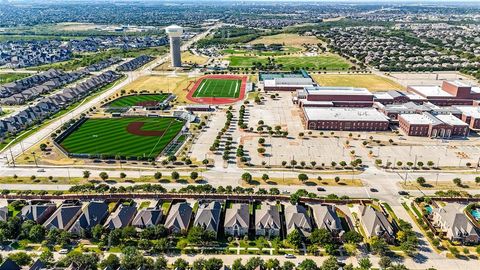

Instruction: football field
[192,78,241,98]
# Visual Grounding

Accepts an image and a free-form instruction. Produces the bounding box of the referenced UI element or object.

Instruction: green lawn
[0,73,31,84]
[59,117,184,159]
[228,54,351,70]
[107,94,169,107]
[193,78,241,98]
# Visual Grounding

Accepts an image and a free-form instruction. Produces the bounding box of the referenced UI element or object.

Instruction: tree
[378,256,391,269]
[120,172,127,179]
[8,252,32,266]
[39,249,54,265]
[321,257,339,270]
[309,228,332,246]
[99,172,109,181]
[192,258,206,270]
[204,258,224,270]
[39,143,48,151]
[416,177,426,186]
[245,257,264,270]
[265,258,280,270]
[190,172,199,181]
[358,257,372,270]
[171,171,180,180]
[297,259,318,270]
[100,254,120,270]
[232,258,245,270]
[370,236,388,255]
[83,170,91,179]
[241,172,252,184]
[287,229,303,248]
[343,230,363,243]
[154,172,162,180]
[453,177,462,187]
[262,174,269,181]
[476,177,480,185]
[173,258,189,270]
[154,256,168,270]
[28,224,45,242]
[297,173,308,182]
[289,193,300,205]
[282,261,295,270]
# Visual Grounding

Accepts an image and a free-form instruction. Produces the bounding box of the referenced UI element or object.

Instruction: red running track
[186,75,247,105]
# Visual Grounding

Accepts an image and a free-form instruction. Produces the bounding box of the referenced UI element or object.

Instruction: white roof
[409,85,453,98]
[264,78,314,87]
[303,107,388,122]
[304,86,373,96]
[435,114,468,126]
[449,80,471,87]
[373,92,394,100]
[471,87,480,94]
[400,113,441,125]
[405,93,427,100]
[454,106,480,118]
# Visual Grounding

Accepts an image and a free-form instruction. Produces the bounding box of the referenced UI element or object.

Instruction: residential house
[284,204,313,237]
[0,206,8,222]
[431,203,480,244]
[255,203,281,237]
[0,258,21,270]
[104,204,137,230]
[29,259,47,270]
[69,201,109,235]
[20,203,56,224]
[43,203,82,231]
[224,203,250,237]
[310,204,344,236]
[132,207,163,229]
[194,201,222,236]
[358,205,395,243]
[164,202,192,234]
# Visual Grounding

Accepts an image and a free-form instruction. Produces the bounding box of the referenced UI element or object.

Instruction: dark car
[398,191,409,196]
[370,188,378,192]
[317,187,326,192]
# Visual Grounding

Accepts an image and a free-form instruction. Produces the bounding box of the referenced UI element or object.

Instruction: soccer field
[59,117,184,159]
[192,78,241,98]
[107,94,169,107]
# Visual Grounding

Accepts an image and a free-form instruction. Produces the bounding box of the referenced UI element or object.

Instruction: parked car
[398,191,409,196]
[37,168,45,172]
[59,249,69,254]
[370,188,378,192]
[284,254,296,259]
[317,187,326,192]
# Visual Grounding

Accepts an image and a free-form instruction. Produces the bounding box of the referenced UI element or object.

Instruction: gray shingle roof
[255,203,281,231]
[224,203,249,229]
[284,204,312,236]
[164,202,192,233]
[194,201,222,233]
[311,204,343,233]
[132,207,163,228]
[104,204,137,230]
[432,203,479,239]
[21,203,56,224]
[43,204,82,230]
[359,205,394,238]
[69,201,109,234]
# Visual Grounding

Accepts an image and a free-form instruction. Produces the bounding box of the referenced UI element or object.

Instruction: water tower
[165,25,183,67]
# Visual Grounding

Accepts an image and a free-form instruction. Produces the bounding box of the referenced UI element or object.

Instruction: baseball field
[192,78,242,98]
[107,94,170,107]
[59,117,184,159]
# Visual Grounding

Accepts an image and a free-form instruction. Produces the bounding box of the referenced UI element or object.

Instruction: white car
[59,249,69,254]
[284,254,296,259]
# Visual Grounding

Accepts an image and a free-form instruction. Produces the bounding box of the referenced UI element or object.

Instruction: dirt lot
[121,75,198,103]
[249,33,321,47]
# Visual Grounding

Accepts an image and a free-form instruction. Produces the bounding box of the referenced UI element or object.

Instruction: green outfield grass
[60,117,184,158]
[107,94,169,107]
[192,78,241,98]
[228,54,351,70]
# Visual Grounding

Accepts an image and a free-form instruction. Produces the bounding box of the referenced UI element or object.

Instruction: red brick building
[453,106,480,129]
[302,107,389,131]
[296,86,374,107]
[398,113,469,138]
[408,81,480,106]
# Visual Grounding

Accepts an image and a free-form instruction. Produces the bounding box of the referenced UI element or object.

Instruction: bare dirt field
[249,33,321,47]
[121,75,198,103]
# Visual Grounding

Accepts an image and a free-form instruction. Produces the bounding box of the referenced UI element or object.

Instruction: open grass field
[228,54,351,70]
[0,73,31,84]
[192,78,241,98]
[121,75,198,103]
[107,94,169,107]
[222,46,302,57]
[249,33,321,47]
[311,74,405,92]
[59,117,184,158]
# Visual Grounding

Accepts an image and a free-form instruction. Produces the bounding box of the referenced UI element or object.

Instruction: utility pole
[9,148,15,167]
